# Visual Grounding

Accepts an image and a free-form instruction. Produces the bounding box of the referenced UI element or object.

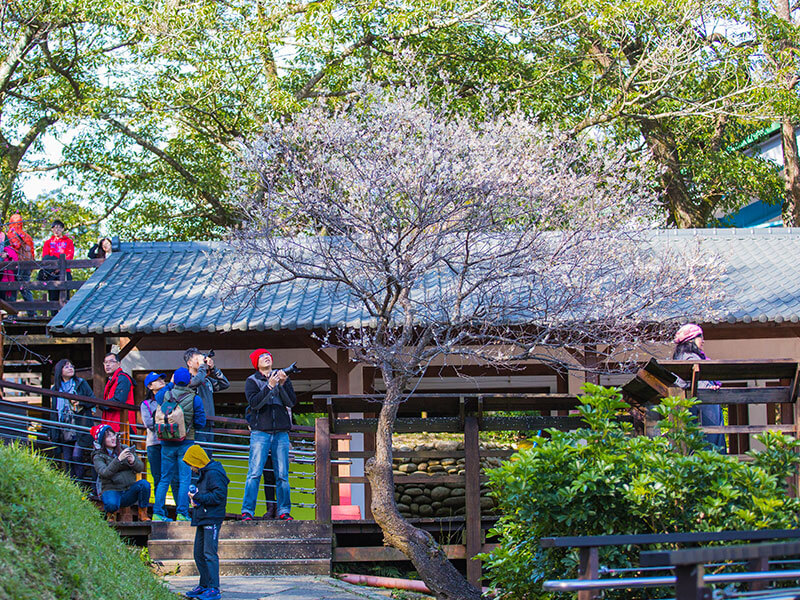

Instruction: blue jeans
[242,431,291,517]
[147,444,180,506]
[102,479,151,512]
[153,440,192,518]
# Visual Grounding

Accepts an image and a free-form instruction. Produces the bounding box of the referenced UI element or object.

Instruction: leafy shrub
[482,384,800,599]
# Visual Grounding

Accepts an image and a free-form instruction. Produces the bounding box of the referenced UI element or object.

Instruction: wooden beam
[92,335,106,399]
[300,334,338,371]
[0,300,18,315]
[584,345,600,385]
[116,334,144,362]
[332,543,498,562]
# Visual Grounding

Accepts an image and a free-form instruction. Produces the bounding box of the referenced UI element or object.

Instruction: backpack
[155,388,194,441]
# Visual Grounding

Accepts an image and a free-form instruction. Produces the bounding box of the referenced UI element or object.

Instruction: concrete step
[149,520,331,541]
[155,558,331,577]
[148,538,332,561]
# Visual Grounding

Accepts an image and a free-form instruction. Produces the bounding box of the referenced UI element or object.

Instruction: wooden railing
[0,255,104,317]
[542,530,800,599]
[313,392,585,587]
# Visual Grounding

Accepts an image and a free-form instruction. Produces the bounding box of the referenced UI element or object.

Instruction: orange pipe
[338,573,432,593]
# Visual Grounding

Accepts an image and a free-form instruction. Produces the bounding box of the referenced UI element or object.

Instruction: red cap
[250,349,272,369]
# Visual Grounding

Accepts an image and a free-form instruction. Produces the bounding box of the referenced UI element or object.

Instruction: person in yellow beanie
[182,444,229,600]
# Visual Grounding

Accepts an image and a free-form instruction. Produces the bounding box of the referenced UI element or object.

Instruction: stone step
[149,520,331,541]
[155,558,331,577]
[148,538,332,561]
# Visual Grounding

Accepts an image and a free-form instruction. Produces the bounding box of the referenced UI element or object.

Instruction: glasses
[103,359,118,365]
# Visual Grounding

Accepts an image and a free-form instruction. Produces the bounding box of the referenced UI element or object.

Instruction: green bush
[482,384,800,599]
[0,443,178,600]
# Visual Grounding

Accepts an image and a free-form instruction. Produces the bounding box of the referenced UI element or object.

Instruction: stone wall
[391,439,510,518]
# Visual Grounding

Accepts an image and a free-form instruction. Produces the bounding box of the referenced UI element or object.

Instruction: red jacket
[42,235,75,260]
[102,369,137,434]
[6,225,34,261]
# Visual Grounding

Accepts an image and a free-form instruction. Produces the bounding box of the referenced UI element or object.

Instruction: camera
[188,484,198,494]
[279,362,300,376]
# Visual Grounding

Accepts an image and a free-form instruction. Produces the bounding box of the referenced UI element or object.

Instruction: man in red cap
[240,349,296,521]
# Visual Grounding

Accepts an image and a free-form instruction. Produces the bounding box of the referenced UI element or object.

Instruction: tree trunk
[780,117,800,226]
[364,385,482,600]
[636,118,704,228]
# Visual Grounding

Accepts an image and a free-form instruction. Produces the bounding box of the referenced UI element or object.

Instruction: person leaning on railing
[5,213,34,303]
[48,359,96,488]
[91,424,150,520]
[37,219,74,304]
[101,352,137,434]
[0,235,18,302]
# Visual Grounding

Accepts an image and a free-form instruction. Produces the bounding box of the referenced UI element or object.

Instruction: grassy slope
[0,443,179,600]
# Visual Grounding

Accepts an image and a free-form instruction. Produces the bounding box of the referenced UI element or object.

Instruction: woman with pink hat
[672,323,726,452]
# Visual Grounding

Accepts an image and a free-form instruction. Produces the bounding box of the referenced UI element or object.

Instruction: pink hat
[674,323,703,344]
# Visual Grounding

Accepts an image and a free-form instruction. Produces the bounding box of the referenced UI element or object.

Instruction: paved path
[166,576,393,600]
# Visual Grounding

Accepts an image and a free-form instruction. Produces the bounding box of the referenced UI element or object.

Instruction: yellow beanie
[182,444,210,469]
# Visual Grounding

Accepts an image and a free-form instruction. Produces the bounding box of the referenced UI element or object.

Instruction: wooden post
[464,415,481,587]
[747,557,769,591]
[315,417,332,523]
[336,349,351,507]
[92,335,106,400]
[57,253,67,306]
[584,345,600,385]
[675,564,705,600]
[578,547,599,600]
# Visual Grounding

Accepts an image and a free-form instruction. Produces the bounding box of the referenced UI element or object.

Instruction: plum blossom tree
[225,82,719,599]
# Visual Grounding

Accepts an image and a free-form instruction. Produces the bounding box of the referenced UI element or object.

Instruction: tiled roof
[48,229,800,335]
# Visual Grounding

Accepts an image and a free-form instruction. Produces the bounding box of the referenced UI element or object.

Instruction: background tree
[736,0,800,225]
[0,0,145,227]
[224,81,719,599]
[470,0,786,227]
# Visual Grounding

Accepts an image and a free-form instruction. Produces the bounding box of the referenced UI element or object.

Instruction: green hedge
[482,384,800,599]
[0,443,178,600]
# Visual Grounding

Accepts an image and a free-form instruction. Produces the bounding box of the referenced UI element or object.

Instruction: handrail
[541,529,800,548]
[0,379,128,412]
[543,569,800,591]
[1,258,104,270]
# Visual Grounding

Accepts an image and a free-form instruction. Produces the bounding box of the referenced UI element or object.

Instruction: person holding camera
[185,348,230,445]
[91,424,150,520]
[240,349,296,521]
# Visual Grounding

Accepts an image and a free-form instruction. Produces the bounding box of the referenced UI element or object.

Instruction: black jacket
[244,372,296,433]
[190,460,230,526]
[92,445,146,494]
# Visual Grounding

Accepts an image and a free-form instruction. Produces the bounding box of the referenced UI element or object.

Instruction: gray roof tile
[48,229,800,335]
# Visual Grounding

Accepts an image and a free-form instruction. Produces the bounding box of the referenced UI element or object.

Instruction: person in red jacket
[42,219,75,260]
[0,237,18,301]
[102,352,137,434]
[38,219,75,305]
[6,213,35,302]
